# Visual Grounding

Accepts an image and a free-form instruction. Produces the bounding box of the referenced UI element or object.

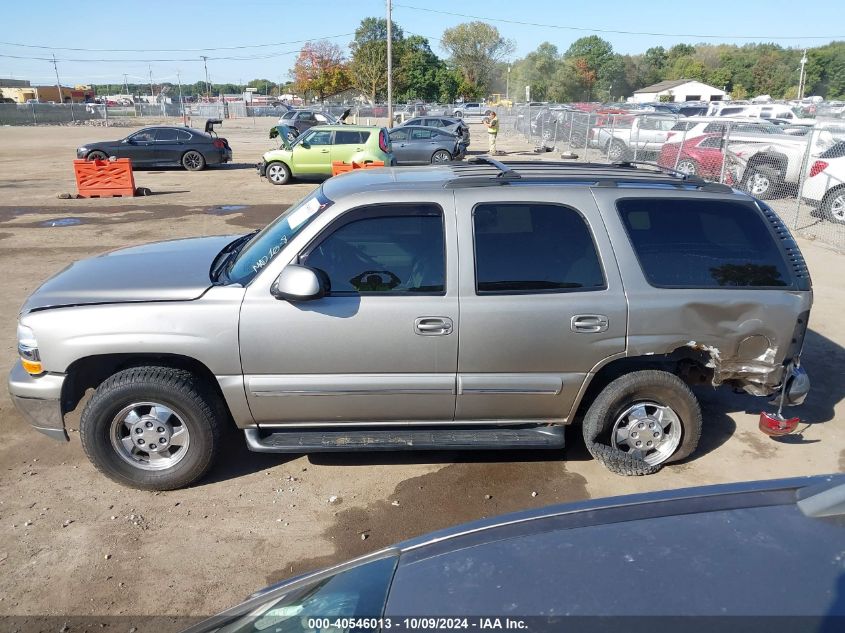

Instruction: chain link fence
[496,105,845,251]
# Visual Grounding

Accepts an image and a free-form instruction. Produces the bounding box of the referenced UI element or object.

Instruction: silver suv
[8,160,812,490]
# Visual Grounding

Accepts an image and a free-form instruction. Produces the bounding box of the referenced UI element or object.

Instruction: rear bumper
[7,363,68,441]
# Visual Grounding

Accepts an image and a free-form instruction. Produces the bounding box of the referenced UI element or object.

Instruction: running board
[244,425,565,453]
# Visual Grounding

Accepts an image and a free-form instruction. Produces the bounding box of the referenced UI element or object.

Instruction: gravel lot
[0,120,843,624]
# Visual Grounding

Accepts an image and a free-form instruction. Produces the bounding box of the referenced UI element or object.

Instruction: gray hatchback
[8,159,812,489]
[389,125,467,164]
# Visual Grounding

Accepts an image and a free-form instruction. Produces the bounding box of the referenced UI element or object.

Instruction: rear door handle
[415,316,453,336]
[571,314,609,333]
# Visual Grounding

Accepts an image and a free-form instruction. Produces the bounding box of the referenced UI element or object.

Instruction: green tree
[440,21,515,97]
[396,36,443,101]
[349,17,404,103]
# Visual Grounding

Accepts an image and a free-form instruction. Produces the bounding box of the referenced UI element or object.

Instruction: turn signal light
[21,358,43,375]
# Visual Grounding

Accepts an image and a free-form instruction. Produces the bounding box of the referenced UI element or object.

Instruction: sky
[1,0,843,87]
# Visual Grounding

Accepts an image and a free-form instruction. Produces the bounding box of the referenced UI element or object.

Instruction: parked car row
[75,110,473,184]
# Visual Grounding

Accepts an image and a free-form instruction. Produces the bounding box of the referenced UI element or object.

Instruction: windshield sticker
[287,197,322,230]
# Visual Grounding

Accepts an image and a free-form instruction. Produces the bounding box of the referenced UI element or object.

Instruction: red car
[658,132,727,180]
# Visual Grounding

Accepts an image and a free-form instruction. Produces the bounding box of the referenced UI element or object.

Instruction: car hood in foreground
[21,234,241,314]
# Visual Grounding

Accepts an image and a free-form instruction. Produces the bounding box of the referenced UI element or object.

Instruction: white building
[631,79,727,103]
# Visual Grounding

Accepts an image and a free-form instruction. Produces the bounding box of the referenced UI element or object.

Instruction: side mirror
[271,265,325,302]
[299,140,309,149]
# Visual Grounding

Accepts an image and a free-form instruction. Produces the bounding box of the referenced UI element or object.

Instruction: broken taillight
[809,160,828,178]
[758,411,800,436]
[213,138,227,149]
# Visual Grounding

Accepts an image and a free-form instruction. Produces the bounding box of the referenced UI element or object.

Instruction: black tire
[430,149,452,164]
[86,150,107,161]
[286,130,298,142]
[181,150,206,171]
[454,111,463,119]
[607,140,627,162]
[79,366,224,490]
[265,161,291,185]
[821,185,845,224]
[743,165,780,200]
[582,370,702,476]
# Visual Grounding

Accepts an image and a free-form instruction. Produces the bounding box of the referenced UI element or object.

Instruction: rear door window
[334,130,370,145]
[617,198,793,288]
[473,203,605,294]
[411,128,434,140]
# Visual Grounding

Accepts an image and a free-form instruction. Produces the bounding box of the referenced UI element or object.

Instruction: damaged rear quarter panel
[592,188,813,394]
[628,291,810,393]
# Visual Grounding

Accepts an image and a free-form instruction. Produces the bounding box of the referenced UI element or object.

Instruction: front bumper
[257,160,267,177]
[7,362,68,441]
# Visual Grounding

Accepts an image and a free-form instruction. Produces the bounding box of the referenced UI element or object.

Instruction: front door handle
[415,316,453,336]
[571,314,609,333]
[319,149,329,153]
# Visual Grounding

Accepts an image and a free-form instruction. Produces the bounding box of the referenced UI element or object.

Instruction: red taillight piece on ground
[758,411,800,436]
[809,161,828,178]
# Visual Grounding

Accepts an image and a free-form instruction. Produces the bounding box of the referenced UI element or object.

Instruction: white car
[801,142,845,224]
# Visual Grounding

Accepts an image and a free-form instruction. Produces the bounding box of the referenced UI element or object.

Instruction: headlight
[77,146,87,153]
[17,324,42,375]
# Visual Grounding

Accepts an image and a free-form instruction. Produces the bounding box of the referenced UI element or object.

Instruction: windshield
[226,187,333,285]
[213,556,396,633]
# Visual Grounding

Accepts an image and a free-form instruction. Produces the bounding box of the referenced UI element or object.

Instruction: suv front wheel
[582,370,702,476]
[80,366,223,490]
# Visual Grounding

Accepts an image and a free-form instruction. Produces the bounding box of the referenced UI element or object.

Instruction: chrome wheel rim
[677,160,697,175]
[432,151,451,164]
[830,194,845,221]
[267,164,286,183]
[748,173,771,195]
[184,152,201,169]
[610,401,682,466]
[608,144,624,160]
[110,402,190,471]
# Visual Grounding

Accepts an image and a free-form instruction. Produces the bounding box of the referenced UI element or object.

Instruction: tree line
[93,19,845,103]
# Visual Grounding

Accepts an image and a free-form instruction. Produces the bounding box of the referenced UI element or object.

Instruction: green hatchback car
[258,125,394,185]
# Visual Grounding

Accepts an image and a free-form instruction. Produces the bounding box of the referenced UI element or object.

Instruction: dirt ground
[0,120,843,624]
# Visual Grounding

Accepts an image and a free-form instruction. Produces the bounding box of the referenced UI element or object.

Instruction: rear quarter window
[617,198,794,289]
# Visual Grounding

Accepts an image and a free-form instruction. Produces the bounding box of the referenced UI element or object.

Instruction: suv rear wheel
[582,370,702,476]
[80,366,223,490]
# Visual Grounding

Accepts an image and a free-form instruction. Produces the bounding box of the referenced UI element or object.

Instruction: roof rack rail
[466,156,521,180]
[610,160,706,183]
[444,159,734,193]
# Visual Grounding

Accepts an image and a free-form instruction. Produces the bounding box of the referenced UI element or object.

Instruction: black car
[75,121,232,171]
[184,475,845,632]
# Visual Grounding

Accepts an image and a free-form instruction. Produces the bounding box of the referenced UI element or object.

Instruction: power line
[0,33,355,53]
[393,3,844,40]
[0,48,307,63]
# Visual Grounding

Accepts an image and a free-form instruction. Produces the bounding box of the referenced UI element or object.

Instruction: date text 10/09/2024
[306,618,529,630]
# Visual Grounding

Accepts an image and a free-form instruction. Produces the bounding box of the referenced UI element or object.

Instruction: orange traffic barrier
[73,158,136,198]
[330,160,386,176]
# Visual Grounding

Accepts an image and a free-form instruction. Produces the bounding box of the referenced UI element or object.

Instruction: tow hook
[759,367,800,437]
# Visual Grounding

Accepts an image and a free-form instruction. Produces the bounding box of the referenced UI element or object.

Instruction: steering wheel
[349,270,401,291]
